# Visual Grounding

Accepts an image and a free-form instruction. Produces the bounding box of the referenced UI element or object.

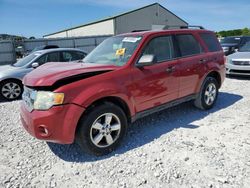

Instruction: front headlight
[33,91,64,110]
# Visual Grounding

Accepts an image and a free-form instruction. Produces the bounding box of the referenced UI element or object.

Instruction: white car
[226,41,250,76]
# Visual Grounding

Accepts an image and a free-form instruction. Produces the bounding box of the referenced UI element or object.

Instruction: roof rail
[180,25,205,29]
[163,25,205,30]
[131,30,149,32]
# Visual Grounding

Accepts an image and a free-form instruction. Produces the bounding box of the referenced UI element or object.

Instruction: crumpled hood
[227,52,250,60]
[23,62,118,87]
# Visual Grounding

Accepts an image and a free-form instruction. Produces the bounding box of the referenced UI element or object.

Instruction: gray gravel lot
[0,77,250,188]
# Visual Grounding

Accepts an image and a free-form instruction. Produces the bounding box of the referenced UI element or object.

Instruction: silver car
[226,41,250,76]
[0,48,87,100]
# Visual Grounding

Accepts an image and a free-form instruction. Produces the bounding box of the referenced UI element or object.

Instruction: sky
[0,0,249,38]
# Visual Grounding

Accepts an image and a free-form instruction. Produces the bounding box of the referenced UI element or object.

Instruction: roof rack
[180,25,205,29]
[163,25,205,30]
[131,30,149,32]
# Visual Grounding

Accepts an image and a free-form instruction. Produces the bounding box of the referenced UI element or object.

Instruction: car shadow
[0,96,21,104]
[47,92,243,162]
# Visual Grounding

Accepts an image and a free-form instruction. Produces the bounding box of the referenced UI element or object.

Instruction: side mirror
[136,55,157,67]
[31,62,39,68]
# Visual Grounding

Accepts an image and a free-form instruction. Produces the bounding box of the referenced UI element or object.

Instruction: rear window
[176,34,203,57]
[200,33,221,52]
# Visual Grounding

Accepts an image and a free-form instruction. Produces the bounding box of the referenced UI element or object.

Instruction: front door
[131,35,179,112]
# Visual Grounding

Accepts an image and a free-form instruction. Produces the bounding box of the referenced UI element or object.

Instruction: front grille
[230,69,250,74]
[22,86,36,112]
[232,61,250,66]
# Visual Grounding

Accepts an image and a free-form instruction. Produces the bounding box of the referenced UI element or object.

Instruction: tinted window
[240,37,250,46]
[35,52,60,65]
[142,36,174,62]
[176,34,203,57]
[239,41,250,52]
[36,54,47,64]
[220,37,241,44]
[61,51,86,62]
[47,52,59,62]
[200,33,221,52]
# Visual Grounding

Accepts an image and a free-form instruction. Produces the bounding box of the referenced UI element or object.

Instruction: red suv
[20,28,225,155]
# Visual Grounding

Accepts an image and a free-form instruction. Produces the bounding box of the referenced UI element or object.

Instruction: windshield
[13,52,41,67]
[84,36,142,66]
[239,41,250,52]
[220,37,241,44]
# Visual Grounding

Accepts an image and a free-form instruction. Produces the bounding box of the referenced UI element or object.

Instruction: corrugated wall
[0,35,111,65]
[115,4,188,34]
[44,19,115,38]
[0,41,16,65]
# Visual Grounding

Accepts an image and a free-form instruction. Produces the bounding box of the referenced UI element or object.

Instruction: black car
[220,36,250,55]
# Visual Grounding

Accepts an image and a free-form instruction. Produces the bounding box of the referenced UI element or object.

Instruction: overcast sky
[0,0,249,38]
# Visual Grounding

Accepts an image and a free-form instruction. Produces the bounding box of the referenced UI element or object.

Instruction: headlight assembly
[33,91,64,110]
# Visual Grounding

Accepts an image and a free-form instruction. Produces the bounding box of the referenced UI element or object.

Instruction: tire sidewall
[77,103,128,156]
[200,77,219,110]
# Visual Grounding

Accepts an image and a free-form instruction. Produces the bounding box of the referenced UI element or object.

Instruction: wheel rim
[204,83,217,106]
[90,113,121,148]
[1,82,21,99]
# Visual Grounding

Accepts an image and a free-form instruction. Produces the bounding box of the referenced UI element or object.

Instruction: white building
[44,3,188,39]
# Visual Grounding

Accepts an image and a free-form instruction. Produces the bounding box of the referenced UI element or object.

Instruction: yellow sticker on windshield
[116,48,126,56]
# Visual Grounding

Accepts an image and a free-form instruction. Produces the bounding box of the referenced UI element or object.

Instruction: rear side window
[200,33,221,52]
[46,52,60,62]
[61,51,86,62]
[176,34,203,57]
[142,36,174,62]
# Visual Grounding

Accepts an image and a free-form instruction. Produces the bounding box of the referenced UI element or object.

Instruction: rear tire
[0,80,23,101]
[76,102,128,156]
[194,77,219,110]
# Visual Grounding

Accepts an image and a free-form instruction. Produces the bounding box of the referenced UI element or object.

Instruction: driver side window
[35,52,60,65]
[142,36,175,63]
[36,55,47,65]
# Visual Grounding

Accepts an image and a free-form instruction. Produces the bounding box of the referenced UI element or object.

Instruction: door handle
[166,66,175,73]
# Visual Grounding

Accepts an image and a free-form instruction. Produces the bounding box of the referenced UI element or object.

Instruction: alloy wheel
[90,113,121,148]
[1,82,22,99]
[204,83,217,106]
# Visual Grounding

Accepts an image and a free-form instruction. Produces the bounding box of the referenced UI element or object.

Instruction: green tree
[217,28,250,37]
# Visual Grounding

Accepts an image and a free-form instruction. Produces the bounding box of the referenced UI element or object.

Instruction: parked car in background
[226,40,250,76]
[220,36,250,56]
[0,48,87,100]
[20,28,225,156]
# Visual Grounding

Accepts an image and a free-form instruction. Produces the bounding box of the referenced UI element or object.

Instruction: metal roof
[44,3,188,37]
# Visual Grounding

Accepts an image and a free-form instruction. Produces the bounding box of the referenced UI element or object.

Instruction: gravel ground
[0,77,250,188]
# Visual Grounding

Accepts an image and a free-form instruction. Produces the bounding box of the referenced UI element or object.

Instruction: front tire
[194,77,219,110]
[76,102,128,156]
[0,80,23,101]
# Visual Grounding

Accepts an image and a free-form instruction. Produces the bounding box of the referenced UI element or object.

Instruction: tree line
[216,28,250,37]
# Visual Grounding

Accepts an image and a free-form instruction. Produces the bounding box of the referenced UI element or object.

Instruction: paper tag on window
[122,37,141,43]
[116,48,126,56]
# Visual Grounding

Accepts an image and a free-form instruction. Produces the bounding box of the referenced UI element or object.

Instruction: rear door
[199,32,225,76]
[174,33,206,98]
[131,35,179,112]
